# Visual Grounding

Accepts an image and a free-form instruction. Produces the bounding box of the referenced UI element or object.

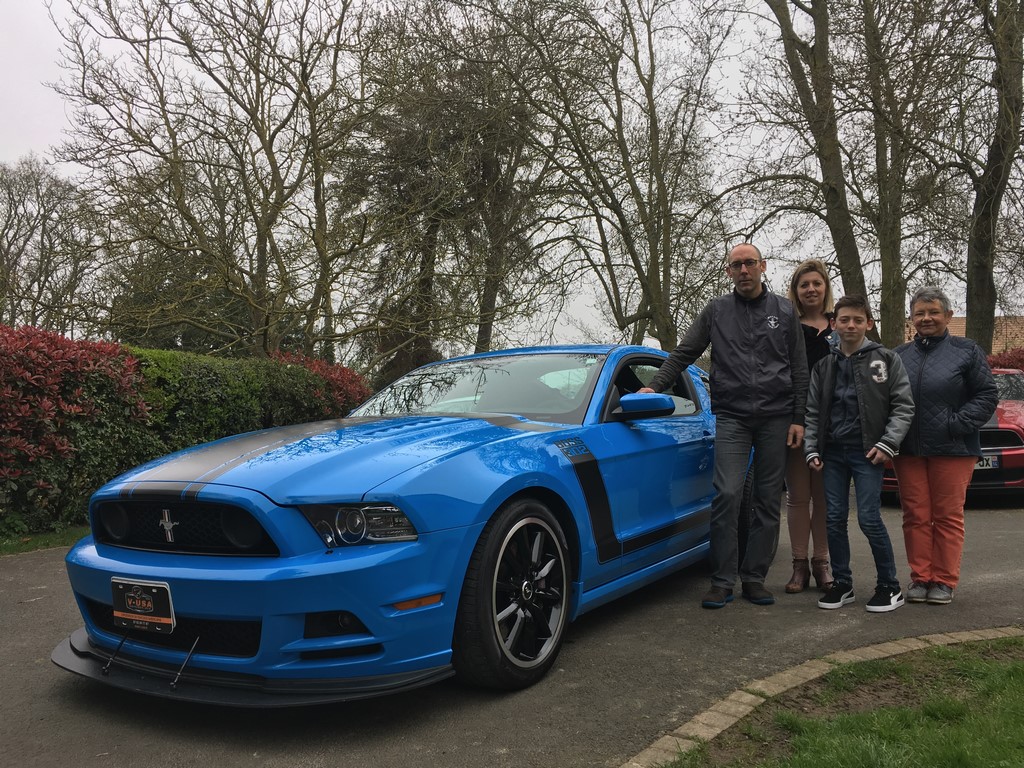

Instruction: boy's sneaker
[741,582,776,605]
[866,585,905,613]
[926,583,954,604]
[906,581,930,603]
[818,582,855,609]
[701,586,734,609]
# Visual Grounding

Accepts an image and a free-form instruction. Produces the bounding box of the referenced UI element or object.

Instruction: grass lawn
[666,637,1024,768]
[0,526,90,556]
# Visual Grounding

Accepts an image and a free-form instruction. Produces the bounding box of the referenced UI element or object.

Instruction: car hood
[992,399,1024,429]
[108,414,557,505]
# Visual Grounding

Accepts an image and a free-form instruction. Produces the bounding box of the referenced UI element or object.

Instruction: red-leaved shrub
[273,351,373,416]
[0,326,155,534]
[988,347,1024,370]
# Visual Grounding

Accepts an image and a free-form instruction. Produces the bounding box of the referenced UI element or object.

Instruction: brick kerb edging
[618,625,1024,768]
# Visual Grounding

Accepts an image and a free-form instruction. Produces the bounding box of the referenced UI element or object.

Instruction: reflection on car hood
[993,399,1024,429]
[108,414,557,504]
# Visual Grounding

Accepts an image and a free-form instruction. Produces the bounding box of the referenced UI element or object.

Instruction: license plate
[111,578,176,634]
[975,455,999,470]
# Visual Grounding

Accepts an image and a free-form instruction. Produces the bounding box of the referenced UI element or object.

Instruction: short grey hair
[910,285,951,314]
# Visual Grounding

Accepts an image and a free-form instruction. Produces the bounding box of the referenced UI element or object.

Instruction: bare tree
[477,0,732,350]
[962,0,1024,349]
[355,0,570,381]
[0,156,100,336]
[734,0,1023,349]
[747,0,869,313]
[54,0,371,356]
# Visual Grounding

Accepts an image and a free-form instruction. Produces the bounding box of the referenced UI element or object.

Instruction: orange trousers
[892,455,976,588]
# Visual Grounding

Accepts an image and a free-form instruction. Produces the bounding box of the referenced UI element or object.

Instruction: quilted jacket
[895,332,997,457]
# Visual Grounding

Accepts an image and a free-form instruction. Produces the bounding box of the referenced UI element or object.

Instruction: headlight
[299,504,418,547]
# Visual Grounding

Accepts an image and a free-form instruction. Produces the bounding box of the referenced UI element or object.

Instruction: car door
[584,355,715,577]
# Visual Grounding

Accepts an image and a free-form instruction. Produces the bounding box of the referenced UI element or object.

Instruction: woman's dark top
[801,318,834,369]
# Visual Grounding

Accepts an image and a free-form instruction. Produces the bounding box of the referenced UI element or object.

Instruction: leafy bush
[988,347,1024,370]
[273,351,372,417]
[1,326,372,534]
[133,349,372,452]
[0,326,156,535]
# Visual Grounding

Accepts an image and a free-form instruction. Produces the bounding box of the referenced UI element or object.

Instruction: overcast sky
[0,1,71,164]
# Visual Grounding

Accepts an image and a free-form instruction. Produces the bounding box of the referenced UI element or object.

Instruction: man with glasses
[639,243,809,608]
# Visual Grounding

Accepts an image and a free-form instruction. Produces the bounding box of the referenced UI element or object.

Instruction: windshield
[994,371,1024,401]
[351,353,607,424]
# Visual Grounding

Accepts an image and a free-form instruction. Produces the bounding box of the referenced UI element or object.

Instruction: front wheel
[453,499,570,690]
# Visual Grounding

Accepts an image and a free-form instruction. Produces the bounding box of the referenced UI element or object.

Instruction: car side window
[608,360,700,418]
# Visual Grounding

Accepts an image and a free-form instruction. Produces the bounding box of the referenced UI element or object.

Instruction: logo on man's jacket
[766,315,780,329]
[870,360,888,383]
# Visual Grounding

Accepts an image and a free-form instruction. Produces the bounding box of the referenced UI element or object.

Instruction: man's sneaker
[701,586,734,609]
[906,581,930,603]
[866,585,905,613]
[741,582,776,605]
[817,582,855,609]
[926,583,954,604]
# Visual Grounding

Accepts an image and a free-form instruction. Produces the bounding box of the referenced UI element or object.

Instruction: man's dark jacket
[895,331,997,457]
[649,289,808,424]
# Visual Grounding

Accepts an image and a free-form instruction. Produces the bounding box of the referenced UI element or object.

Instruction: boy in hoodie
[804,295,915,612]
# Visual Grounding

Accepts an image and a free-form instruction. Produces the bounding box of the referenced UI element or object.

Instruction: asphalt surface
[2,500,1022,768]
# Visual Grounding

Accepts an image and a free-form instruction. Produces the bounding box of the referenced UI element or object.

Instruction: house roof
[904,316,1024,351]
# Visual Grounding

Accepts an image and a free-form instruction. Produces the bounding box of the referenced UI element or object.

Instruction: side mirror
[613,392,676,420]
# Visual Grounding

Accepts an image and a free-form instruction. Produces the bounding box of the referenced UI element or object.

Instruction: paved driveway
[3,503,1022,768]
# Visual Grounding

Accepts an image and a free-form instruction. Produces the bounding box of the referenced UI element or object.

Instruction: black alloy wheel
[453,499,569,689]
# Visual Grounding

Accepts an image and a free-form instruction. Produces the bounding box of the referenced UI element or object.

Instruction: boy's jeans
[821,443,899,589]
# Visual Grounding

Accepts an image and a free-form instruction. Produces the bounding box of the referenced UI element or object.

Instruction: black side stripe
[556,436,711,563]
[556,437,620,563]
[621,509,711,554]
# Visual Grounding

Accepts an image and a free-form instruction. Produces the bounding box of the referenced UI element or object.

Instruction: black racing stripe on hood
[128,417,381,485]
[118,480,197,499]
[126,413,561,487]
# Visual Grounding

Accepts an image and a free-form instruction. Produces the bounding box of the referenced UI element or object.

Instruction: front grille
[980,428,1024,450]
[83,596,262,658]
[92,497,279,556]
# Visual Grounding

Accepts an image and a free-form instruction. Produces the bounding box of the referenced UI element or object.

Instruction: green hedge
[0,326,371,536]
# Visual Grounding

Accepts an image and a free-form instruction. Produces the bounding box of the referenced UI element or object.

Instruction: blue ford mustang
[52,345,715,705]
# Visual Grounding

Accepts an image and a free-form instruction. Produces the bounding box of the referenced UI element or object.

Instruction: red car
[883,368,1024,497]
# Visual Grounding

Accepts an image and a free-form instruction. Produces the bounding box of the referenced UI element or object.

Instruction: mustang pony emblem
[158,509,179,543]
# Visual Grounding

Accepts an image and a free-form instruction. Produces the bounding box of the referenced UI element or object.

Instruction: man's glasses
[728,258,760,271]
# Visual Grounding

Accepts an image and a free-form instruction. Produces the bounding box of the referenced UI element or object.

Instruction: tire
[453,498,570,690]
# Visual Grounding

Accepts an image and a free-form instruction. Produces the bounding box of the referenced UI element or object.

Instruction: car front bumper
[52,628,453,706]
[56,521,482,704]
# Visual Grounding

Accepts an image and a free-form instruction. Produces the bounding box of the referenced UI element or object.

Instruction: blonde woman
[784,259,835,592]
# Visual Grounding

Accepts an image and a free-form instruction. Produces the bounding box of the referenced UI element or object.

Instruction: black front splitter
[52,628,455,708]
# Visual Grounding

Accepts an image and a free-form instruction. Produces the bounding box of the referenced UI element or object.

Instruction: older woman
[893,286,997,604]
[783,259,835,593]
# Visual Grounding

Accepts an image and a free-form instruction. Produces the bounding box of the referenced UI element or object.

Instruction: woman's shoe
[811,557,834,591]
[785,559,810,593]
